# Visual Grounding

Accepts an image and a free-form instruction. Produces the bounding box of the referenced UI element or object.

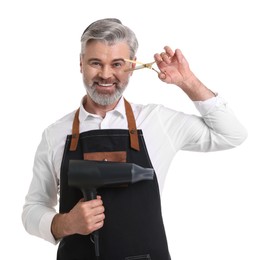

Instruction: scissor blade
[124,65,145,72]
[124,59,145,65]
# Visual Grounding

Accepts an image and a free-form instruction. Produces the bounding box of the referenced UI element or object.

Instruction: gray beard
[84,83,127,106]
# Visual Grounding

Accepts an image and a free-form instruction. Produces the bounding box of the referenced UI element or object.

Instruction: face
[80,41,134,107]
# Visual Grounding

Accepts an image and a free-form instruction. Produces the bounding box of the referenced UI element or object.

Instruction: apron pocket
[125,254,151,260]
[84,151,127,162]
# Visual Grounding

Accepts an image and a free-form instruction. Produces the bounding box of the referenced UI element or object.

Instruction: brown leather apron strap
[124,98,140,151]
[69,99,140,151]
[69,108,80,151]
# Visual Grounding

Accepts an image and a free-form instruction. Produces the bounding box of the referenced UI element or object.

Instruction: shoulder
[47,110,76,131]
[130,101,185,119]
[42,110,77,145]
[131,102,164,113]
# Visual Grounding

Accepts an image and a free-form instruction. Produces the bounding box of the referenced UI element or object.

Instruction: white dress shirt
[22,95,247,244]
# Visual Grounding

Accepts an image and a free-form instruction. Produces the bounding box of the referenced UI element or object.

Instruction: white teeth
[99,83,113,87]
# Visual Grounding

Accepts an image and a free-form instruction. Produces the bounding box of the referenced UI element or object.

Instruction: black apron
[57,99,171,260]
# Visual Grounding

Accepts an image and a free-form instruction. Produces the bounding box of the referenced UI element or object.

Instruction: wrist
[179,75,215,101]
[51,213,71,240]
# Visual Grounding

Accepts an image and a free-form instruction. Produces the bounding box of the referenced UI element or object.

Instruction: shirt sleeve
[21,129,59,244]
[161,95,248,152]
[193,95,224,116]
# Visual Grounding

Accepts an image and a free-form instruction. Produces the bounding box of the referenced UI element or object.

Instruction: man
[22,18,247,260]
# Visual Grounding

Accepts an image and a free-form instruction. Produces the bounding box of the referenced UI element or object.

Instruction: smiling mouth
[95,83,116,94]
[96,83,116,87]
[98,83,114,87]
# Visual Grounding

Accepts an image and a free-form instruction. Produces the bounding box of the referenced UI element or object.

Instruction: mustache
[93,77,119,85]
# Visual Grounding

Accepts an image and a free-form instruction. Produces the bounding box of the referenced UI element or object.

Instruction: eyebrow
[87,58,126,63]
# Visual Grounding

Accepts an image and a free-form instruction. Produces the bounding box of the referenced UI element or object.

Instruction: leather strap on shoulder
[69,108,80,151]
[124,98,140,151]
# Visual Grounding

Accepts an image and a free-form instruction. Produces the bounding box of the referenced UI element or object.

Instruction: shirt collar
[78,95,126,122]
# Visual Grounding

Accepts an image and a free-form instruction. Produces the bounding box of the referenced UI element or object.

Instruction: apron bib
[57,99,171,260]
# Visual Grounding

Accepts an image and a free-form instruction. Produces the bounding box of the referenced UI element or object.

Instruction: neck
[83,95,120,118]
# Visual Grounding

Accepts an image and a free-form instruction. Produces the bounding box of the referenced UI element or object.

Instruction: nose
[98,65,113,79]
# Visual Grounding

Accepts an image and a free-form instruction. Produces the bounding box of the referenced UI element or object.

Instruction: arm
[153,46,247,151]
[22,130,105,243]
[22,131,59,244]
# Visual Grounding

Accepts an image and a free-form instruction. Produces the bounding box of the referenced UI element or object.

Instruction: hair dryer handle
[81,188,100,258]
[82,188,97,201]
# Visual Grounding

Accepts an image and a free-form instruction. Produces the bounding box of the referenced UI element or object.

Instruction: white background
[0,0,270,259]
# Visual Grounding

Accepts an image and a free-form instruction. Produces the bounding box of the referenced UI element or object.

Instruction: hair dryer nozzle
[131,163,154,183]
[68,160,154,190]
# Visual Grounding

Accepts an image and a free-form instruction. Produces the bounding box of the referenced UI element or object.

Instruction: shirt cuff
[39,211,59,245]
[193,95,227,116]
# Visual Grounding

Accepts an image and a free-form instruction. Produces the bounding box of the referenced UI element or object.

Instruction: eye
[112,61,125,69]
[88,61,102,68]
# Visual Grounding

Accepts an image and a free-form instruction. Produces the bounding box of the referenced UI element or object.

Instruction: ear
[79,54,83,73]
[132,56,137,69]
[129,57,137,76]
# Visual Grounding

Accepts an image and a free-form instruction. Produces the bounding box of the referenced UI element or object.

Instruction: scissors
[124,59,160,74]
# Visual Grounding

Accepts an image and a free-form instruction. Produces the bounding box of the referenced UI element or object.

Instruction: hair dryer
[68,160,154,259]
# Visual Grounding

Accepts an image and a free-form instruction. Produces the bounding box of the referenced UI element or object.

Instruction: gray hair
[81,18,139,58]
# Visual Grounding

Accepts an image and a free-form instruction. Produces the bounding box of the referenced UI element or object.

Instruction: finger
[154,50,171,63]
[175,48,184,63]
[81,198,103,210]
[91,198,103,208]
[86,211,105,233]
[158,71,167,81]
[92,209,105,226]
[164,46,174,58]
[92,204,105,215]
[160,52,171,63]
[154,53,163,64]
[92,218,105,231]
[175,49,190,69]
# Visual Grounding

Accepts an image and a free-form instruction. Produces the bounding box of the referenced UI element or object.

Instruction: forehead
[83,41,130,61]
